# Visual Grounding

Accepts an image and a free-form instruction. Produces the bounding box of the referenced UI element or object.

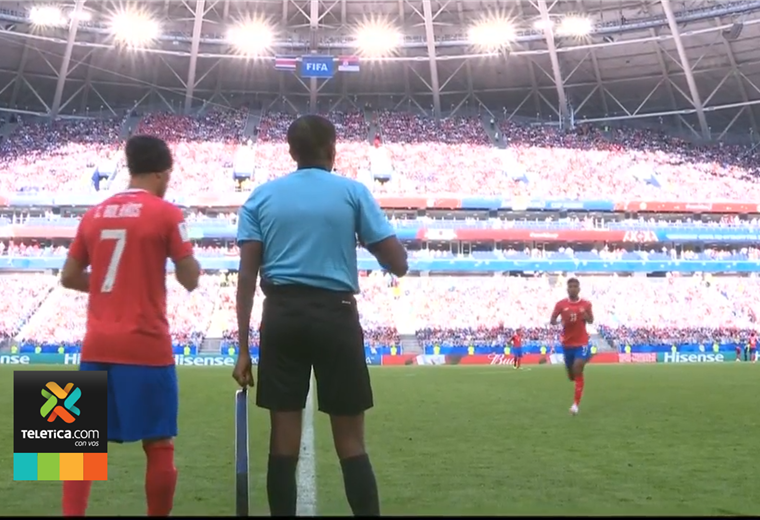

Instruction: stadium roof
[1,0,760,140]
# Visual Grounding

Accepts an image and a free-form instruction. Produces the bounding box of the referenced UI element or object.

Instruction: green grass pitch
[1,363,758,516]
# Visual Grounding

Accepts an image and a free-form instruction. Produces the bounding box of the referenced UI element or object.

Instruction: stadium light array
[29,5,66,27]
[533,18,554,31]
[227,19,274,56]
[354,22,402,58]
[468,18,516,51]
[109,9,160,48]
[556,16,593,37]
[68,9,92,23]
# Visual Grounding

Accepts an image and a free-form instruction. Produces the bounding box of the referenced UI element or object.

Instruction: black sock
[267,454,298,516]
[340,454,380,516]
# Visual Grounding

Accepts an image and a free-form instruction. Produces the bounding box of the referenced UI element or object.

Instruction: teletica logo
[305,63,329,72]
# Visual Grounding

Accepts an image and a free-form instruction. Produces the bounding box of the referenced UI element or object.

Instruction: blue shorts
[563,346,590,370]
[80,362,178,443]
[512,347,523,358]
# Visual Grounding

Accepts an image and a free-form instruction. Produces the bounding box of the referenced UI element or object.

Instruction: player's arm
[550,302,561,325]
[167,207,200,292]
[236,195,263,360]
[60,215,91,293]
[583,302,594,324]
[355,183,408,277]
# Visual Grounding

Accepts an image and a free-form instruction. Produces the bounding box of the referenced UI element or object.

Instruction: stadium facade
[0,0,760,140]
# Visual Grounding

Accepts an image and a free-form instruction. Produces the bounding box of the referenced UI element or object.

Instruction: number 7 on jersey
[100,229,127,293]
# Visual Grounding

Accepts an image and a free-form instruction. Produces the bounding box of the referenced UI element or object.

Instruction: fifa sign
[300,56,334,78]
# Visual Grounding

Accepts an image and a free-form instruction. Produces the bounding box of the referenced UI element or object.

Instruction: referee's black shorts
[256,281,373,416]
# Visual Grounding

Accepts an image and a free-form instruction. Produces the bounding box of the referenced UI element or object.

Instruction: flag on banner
[274,56,298,71]
[337,55,360,72]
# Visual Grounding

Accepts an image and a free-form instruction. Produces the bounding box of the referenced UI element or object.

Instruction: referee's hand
[232,355,254,388]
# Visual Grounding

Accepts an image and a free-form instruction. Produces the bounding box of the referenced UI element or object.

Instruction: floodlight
[468,18,516,50]
[533,18,553,31]
[69,9,92,23]
[227,20,274,56]
[109,9,160,48]
[556,16,593,37]
[354,22,401,57]
[29,6,65,27]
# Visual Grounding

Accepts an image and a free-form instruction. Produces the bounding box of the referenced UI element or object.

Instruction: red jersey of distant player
[68,189,194,366]
[511,333,522,348]
[552,298,593,347]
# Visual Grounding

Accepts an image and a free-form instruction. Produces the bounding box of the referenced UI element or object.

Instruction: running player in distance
[550,278,594,415]
[59,135,201,517]
[511,329,523,369]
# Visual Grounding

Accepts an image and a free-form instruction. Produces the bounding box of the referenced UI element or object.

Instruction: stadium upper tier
[2,111,760,201]
[6,273,758,351]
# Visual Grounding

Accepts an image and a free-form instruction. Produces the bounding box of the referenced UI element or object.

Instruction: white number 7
[100,229,126,293]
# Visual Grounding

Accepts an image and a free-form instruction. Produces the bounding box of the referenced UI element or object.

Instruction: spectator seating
[5,271,759,351]
[6,111,760,199]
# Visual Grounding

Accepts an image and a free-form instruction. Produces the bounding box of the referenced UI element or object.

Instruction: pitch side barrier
[3,192,759,213]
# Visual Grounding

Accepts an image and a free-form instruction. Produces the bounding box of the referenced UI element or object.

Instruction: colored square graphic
[13,453,37,481]
[84,453,108,481]
[37,452,59,480]
[60,453,84,480]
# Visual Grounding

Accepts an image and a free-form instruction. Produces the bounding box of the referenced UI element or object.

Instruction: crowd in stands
[18,276,220,347]
[0,118,121,193]
[3,271,759,349]
[4,110,760,200]
[0,274,55,341]
[216,271,400,347]
[407,274,760,348]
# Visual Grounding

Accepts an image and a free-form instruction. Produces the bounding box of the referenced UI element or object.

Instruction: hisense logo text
[663,353,725,363]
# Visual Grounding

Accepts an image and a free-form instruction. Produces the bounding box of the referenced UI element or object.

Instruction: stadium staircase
[120,114,142,140]
[365,107,379,143]
[394,291,423,355]
[16,286,66,341]
[243,110,261,140]
[481,115,505,148]
[588,327,615,353]
[201,297,229,353]
[0,121,18,142]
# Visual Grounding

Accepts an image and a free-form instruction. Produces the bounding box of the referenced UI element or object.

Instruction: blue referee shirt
[236,167,395,293]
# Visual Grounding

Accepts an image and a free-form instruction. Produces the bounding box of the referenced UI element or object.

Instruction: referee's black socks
[267,454,298,516]
[341,454,380,516]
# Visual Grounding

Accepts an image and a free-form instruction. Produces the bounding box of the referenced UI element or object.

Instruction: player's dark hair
[125,135,173,175]
[287,115,336,167]
[567,277,580,285]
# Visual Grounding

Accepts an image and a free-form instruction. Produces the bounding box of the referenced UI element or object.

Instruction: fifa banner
[381,352,620,366]
[657,352,736,363]
[300,56,334,79]
[0,353,259,367]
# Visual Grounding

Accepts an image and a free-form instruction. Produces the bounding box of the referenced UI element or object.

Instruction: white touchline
[296,374,317,517]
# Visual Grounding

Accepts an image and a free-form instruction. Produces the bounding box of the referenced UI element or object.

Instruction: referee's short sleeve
[237,191,263,244]
[355,183,395,246]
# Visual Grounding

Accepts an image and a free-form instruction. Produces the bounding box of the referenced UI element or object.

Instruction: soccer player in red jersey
[59,135,200,517]
[511,329,523,369]
[550,278,593,415]
[750,334,757,363]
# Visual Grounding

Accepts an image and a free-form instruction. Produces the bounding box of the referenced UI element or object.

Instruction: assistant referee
[233,114,407,517]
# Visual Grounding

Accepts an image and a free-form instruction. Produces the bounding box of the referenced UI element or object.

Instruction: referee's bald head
[287,115,337,170]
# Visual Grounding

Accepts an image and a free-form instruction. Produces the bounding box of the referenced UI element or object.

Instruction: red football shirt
[553,298,592,348]
[511,334,522,348]
[68,189,194,366]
